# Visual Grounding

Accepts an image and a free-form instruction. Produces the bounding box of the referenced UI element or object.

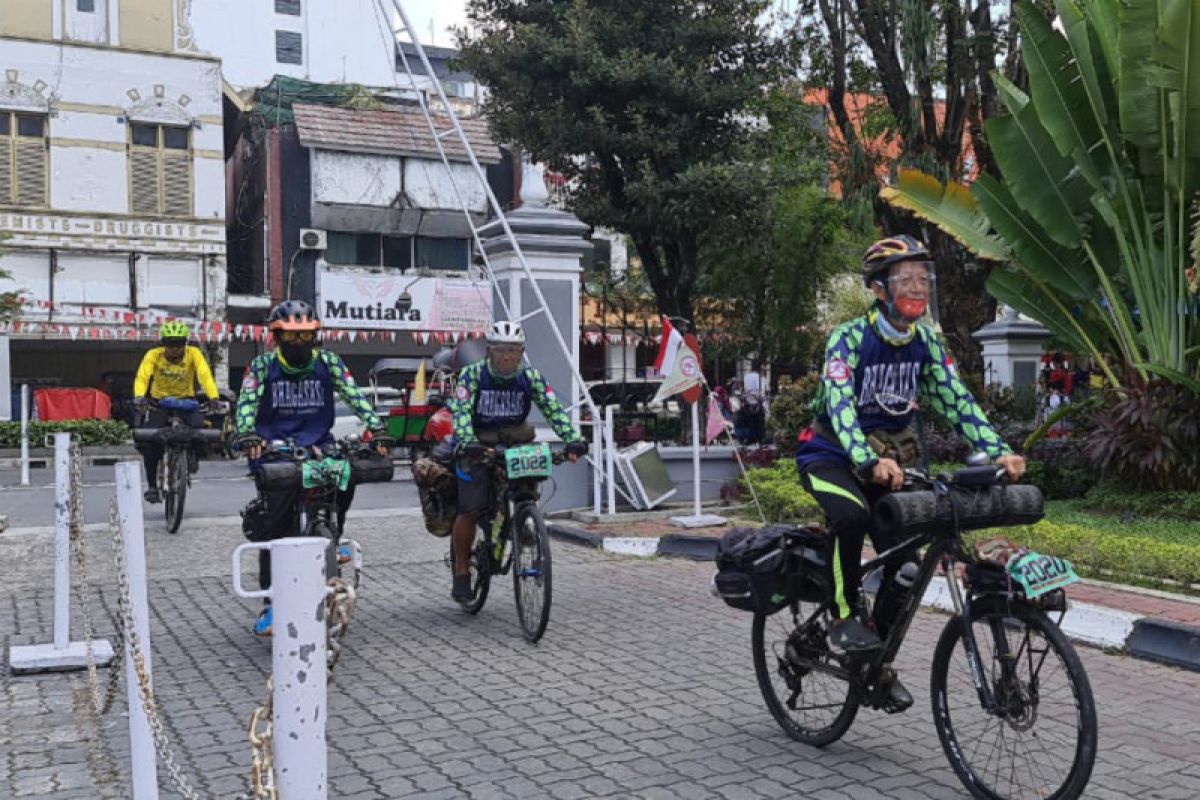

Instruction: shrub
[739,459,822,523]
[766,375,820,455]
[1085,381,1200,492]
[0,420,131,448]
[1023,438,1099,500]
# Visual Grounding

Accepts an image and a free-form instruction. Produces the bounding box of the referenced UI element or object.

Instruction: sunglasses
[162,339,187,348]
[490,345,524,356]
[278,330,317,344]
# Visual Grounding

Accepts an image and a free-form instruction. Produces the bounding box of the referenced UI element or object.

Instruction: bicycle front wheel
[930,597,1097,800]
[511,502,552,643]
[751,603,858,747]
[165,449,187,534]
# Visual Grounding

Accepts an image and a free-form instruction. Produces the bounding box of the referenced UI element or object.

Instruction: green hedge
[1000,520,1200,590]
[0,420,132,448]
[1081,484,1200,521]
[745,458,1200,591]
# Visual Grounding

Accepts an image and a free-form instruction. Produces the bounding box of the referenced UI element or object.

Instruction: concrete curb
[548,522,1200,673]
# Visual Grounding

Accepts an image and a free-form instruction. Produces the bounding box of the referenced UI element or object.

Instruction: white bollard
[605,408,617,516]
[8,434,114,674]
[114,461,160,800]
[53,432,72,650]
[233,538,329,799]
[19,382,30,486]
[592,417,602,516]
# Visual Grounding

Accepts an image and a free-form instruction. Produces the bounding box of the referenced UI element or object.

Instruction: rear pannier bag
[411,456,456,537]
[712,524,829,615]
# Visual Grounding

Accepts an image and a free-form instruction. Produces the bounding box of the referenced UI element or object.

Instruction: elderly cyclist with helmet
[133,321,220,504]
[795,235,1026,712]
[234,300,389,636]
[447,321,588,601]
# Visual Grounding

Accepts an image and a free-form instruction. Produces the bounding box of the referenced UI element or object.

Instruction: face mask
[280,343,314,368]
[488,356,519,380]
[894,297,927,321]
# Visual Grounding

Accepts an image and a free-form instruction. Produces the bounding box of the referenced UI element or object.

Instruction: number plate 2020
[504,443,553,480]
[1007,550,1079,599]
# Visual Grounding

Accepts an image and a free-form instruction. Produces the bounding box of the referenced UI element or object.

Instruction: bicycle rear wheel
[165,449,187,534]
[452,524,491,614]
[511,502,552,643]
[751,603,859,747]
[930,598,1097,800]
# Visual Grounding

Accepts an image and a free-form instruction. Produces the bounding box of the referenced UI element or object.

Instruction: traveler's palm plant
[881,0,1200,392]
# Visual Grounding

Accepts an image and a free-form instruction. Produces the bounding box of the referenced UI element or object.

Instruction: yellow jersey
[134,346,220,401]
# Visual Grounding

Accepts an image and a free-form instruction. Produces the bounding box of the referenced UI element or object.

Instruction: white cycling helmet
[487,320,526,345]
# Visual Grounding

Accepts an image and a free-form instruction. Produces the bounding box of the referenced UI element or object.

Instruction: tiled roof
[293,103,501,164]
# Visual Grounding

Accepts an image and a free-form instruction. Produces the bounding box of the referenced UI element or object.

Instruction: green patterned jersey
[449,360,581,445]
[235,349,382,446]
[798,307,1011,473]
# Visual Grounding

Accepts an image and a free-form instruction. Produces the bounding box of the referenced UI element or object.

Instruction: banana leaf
[878,168,1009,261]
[970,174,1096,300]
[988,75,1090,248]
[1017,1,1105,187]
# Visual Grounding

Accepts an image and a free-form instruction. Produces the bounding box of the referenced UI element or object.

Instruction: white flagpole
[691,402,701,517]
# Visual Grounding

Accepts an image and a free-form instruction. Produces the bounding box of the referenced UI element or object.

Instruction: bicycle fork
[941,556,1003,714]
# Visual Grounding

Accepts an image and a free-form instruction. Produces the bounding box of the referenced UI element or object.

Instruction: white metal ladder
[373,0,624,511]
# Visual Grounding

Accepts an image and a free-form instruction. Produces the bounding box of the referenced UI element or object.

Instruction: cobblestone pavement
[3,509,1200,799]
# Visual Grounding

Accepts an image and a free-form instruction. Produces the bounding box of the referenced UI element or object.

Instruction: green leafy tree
[698,87,873,366]
[880,0,1200,393]
[458,0,790,325]
[792,0,1053,371]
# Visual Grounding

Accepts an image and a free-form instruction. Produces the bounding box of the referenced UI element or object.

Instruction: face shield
[882,260,939,327]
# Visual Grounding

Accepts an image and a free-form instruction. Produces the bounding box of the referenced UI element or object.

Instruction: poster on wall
[318,269,492,331]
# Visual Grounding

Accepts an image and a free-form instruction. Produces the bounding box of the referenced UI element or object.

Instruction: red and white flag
[652,317,704,404]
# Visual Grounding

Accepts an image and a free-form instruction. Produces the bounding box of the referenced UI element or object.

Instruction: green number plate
[1007,550,1079,599]
[302,457,350,490]
[504,443,553,480]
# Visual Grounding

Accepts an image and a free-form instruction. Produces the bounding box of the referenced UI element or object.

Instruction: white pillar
[691,406,701,517]
[115,461,160,800]
[605,408,616,516]
[592,418,602,516]
[232,538,329,799]
[8,436,114,673]
[0,334,11,420]
[270,538,329,798]
[53,433,71,650]
[19,383,30,487]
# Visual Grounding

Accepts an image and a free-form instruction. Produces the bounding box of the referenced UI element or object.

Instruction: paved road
[0,459,419,529]
[3,514,1200,799]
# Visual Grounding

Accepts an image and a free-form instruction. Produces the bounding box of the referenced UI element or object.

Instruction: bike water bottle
[871,561,919,640]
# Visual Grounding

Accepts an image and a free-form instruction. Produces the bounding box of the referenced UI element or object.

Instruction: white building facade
[0,0,227,412]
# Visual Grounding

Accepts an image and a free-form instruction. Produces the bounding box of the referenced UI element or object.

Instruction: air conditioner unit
[299,229,327,250]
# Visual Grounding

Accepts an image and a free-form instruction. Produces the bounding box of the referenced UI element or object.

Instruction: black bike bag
[712,524,829,615]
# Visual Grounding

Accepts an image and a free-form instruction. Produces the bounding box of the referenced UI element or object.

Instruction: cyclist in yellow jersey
[133,321,220,503]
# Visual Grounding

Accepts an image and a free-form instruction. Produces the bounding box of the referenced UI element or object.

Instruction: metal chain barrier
[68,441,125,715]
[107,497,204,800]
[325,576,356,674]
[245,678,277,800]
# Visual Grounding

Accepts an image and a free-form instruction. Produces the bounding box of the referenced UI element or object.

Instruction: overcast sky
[400,0,470,47]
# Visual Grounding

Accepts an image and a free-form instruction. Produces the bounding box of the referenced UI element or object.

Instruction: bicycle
[132,398,223,533]
[252,435,394,584]
[715,463,1097,800]
[450,442,568,643]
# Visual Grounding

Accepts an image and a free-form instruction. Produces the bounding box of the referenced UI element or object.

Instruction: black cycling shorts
[454,457,493,515]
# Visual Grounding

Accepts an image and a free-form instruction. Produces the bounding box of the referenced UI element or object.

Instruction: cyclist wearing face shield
[794,235,1026,712]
